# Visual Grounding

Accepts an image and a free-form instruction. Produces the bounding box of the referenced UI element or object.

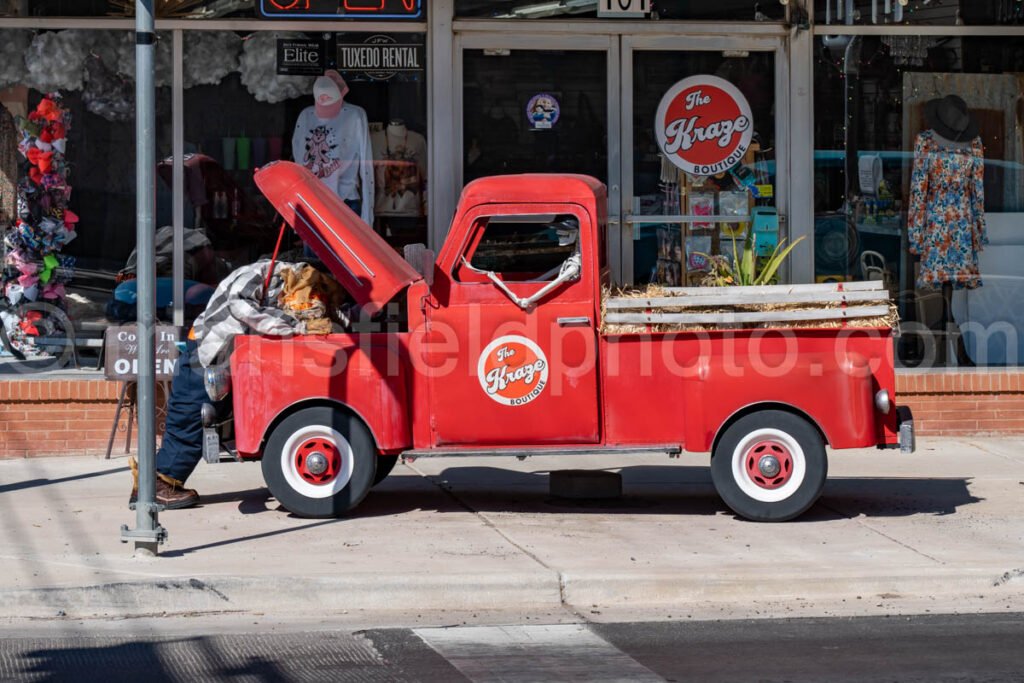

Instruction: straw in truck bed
[600,281,899,334]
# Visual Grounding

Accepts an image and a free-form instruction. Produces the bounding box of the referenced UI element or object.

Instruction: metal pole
[172,29,185,329]
[427,0,456,252]
[122,0,167,555]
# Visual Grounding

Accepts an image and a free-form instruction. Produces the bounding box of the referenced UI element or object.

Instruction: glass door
[619,36,789,286]
[456,33,618,266]
[457,33,615,182]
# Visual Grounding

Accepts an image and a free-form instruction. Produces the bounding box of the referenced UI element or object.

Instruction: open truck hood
[254,161,422,315]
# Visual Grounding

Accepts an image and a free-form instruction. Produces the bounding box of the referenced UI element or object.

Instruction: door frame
[618,33,791,284]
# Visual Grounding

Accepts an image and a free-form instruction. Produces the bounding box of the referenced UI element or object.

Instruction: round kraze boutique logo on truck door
[655,75,754,176]
[478,336,549,407]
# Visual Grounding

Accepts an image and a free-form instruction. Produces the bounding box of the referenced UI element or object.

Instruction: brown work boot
[128,457,200,510]
[128,456,139,509]
[155,473,200,509]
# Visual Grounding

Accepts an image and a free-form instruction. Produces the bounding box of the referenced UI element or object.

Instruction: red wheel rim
[293,438,342,486]
[744,440,794,490]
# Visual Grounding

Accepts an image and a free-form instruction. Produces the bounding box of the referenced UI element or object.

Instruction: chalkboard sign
[104,326,182,382]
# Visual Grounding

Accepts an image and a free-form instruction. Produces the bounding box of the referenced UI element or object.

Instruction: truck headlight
[201,402,218,427]
[874,389,892,414]
[204,366,232,402]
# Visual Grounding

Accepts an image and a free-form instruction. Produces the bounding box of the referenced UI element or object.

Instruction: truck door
[425,205,600,446]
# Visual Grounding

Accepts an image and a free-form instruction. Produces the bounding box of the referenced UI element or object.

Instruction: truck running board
[401,445,682,459]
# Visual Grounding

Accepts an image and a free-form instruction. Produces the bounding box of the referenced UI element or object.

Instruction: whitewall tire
[711,410,827,522]
[263,406,377,518]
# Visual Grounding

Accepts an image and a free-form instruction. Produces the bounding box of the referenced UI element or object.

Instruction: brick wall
[896,370,1024,436]
[0,380,127,457]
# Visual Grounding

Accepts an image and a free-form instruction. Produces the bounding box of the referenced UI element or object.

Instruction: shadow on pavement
[819,476,982,518]
[0,466,128,495]
[13,635,315,682]
[151,466,982,556]
[352,465,983,521]
[191,487,273,515]
[18,640,174,683]
[159,518,344,558]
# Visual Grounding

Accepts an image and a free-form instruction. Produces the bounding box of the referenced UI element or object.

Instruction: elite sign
[655,75,754,177]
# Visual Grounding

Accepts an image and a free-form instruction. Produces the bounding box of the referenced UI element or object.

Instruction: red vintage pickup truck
[206,162,914,522]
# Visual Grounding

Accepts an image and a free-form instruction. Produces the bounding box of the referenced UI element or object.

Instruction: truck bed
[601,281,897,335]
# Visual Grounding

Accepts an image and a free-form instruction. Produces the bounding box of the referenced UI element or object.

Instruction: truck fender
[230,334,413,458]
[711,402,830,456]
[259,398,389,457]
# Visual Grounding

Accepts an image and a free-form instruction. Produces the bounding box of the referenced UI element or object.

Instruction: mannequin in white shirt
[291,70,375,226]
[370,118,427,218]
[387,120,407,150]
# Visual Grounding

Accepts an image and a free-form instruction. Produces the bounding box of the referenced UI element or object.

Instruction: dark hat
[925,94,979,142]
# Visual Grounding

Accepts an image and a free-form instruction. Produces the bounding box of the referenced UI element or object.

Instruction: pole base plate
[120,523,168,545]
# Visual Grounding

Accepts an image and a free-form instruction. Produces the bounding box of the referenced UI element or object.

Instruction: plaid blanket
[193,259,304,368]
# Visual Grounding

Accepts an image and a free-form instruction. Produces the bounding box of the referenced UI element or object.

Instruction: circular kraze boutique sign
[655,75,753,176]
[478,335,549,407]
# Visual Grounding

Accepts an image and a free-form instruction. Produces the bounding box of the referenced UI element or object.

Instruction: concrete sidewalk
[0,437,1022,625]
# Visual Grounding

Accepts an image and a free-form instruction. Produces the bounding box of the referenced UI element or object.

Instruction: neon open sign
[260,0,423,19]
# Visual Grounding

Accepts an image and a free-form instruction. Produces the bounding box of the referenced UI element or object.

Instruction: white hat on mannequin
[313,72,346,119]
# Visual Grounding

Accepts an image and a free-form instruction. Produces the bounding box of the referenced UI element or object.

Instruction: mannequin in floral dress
[907,95,987,364]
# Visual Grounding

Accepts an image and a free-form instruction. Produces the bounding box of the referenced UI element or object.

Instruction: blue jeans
[156,340,211,483]
[303,197,362,258]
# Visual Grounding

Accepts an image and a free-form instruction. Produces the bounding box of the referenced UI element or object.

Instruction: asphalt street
[1,613,1022,682]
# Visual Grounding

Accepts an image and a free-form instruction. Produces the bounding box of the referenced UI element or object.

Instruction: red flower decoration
[19,310,43,336]
[26,147,54,173]
[35,98,61,122]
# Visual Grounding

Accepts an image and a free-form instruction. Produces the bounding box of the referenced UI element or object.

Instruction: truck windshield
[465,214,579,283]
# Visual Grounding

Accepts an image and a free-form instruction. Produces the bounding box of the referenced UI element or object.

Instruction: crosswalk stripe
[413,624,665,683]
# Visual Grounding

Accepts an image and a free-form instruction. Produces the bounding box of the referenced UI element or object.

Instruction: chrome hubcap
[758,454,781,478]
[305,452,329,476]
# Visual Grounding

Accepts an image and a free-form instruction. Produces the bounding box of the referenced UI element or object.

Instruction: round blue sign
[526,93,560,130]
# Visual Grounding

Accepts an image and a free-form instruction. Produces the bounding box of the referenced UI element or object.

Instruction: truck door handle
[557,316,592,327]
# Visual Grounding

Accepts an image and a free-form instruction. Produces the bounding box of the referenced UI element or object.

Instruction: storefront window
[462,49,607,183]
[0,0,255,18]
[1,26,425,373]
[0,29,173,370]
[1,1,431,19]
[184,30,428,265]
[814,0,1017,26]
[631,50,777,286]
[814,35,1024,368]
[0,1,109,16]
[456,0,784,21]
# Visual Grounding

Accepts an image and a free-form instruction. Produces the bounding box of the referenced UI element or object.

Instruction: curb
[2,568,1021,621]
[0,573,562,620]
[561,568,1024,609]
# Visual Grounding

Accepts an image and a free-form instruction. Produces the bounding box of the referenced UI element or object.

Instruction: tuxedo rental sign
[655,75,754,177]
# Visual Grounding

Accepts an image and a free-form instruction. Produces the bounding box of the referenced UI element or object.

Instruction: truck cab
[408,174,607,447]
[223,162,913,522]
